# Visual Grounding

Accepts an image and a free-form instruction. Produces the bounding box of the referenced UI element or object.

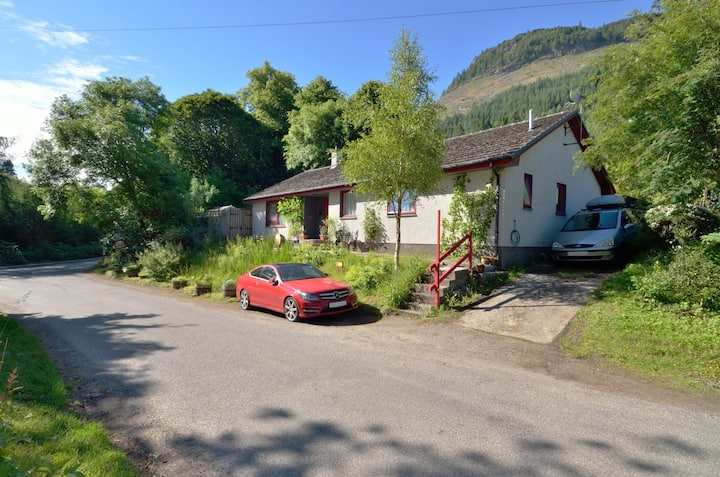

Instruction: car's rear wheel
[239,289,250,310]
[284,297,299,322]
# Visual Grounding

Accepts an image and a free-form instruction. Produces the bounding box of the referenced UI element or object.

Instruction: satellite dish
[569,89,584,112]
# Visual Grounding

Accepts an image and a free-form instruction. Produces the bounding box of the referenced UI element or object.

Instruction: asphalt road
[1,259,719,476]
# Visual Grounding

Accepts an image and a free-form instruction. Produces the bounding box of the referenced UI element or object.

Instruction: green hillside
[438,20,634,136]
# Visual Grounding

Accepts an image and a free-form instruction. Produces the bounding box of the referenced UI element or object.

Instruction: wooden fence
[205,205,253,239]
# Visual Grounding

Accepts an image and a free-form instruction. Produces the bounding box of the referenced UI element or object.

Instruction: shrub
[137,241,185,282]
[634,245,720,311]
[0,241,26,265]
[362,207,385,249]
[344,255,393,291]
[645,203,720,247]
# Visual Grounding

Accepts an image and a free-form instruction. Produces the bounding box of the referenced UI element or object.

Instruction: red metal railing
[428,210,472,308]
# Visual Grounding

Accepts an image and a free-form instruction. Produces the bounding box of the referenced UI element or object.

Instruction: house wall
[493,125,602,265]
[250,120,604,267]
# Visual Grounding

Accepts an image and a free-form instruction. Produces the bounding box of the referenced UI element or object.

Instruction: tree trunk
[394,198,402,270]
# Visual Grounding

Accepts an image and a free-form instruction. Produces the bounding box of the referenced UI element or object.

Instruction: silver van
[551,195,638,262]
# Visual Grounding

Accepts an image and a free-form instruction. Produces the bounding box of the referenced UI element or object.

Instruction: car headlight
[298,291,320,301]
[552,241,563,249]
[595,238,615,247]
[347,286,355,296]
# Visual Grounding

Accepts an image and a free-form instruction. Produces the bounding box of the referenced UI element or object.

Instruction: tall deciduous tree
[284,76,346,171]
[582,0,720,206]
[167,90,276,205]
[237,62,298,181]
[30,77,191,245]
[342,28,445,269]
[237,61,298,138]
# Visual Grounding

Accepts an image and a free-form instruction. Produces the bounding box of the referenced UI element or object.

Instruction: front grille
[319,289,350,300]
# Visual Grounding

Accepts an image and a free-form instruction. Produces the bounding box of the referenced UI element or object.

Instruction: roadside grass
[0,314,139,476]
[562,256,720,393]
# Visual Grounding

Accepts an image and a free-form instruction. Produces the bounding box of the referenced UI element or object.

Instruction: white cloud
[20,19,89,48]
[0,59,108,175]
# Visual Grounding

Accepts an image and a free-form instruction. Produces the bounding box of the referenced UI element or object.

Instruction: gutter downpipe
[492,163,501,262]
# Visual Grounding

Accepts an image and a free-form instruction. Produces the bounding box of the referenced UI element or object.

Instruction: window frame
[265,200,285,227]
[556,183,567,216]
[523,174,533,209]
[387,191,417,217]
[340,190,357,219]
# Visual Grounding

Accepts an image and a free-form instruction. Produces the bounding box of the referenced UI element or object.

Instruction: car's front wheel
[239,289,250,310]
[284,297,299,322]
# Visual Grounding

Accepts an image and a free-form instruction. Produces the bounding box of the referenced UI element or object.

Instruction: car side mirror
[624,223,635,230]
[268,277,278,285]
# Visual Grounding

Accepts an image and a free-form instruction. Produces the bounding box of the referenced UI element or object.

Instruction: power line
[1,0,623,33]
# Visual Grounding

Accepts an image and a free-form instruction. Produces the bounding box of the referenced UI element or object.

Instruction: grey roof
[244,164,350,202]
[442,110,578,170]
[245,110,581,202]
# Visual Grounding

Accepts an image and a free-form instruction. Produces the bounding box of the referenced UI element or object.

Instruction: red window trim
[556,183,567,216]
[340,190,357,219]
[266,200,284,227]
[523,173,533,209]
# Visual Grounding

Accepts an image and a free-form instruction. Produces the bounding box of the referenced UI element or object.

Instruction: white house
[244,110,615,267]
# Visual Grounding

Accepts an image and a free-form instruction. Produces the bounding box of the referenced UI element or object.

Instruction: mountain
[438,19,635,137]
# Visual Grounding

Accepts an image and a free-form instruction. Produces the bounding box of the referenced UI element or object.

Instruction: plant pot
[171,279,187,289]
[221,286,236,298]
[193,284,212,296]
[124,268,139,277]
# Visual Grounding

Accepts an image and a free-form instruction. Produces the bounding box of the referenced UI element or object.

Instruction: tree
[342,28,445,269]
[283,76,346,171]
[582,0,720,206]
[237,62,298,181]
[237,62,298,138]
[284,100,346,171]
[167,90,277,205]
[30,77,192,249]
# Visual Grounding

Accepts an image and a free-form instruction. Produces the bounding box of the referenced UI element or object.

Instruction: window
[341,190,357,218]
[266,201,285,227]
[387,191,416,216]
[556,183,567,215]
[523,174,533,209]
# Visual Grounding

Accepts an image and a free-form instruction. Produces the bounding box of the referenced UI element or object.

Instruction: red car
[236,263,358,322]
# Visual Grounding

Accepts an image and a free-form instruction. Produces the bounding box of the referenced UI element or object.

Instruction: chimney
[528,109,534,130]
[330,148,339,169]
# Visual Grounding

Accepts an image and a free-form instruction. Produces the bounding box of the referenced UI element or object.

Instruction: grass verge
[0,314,139,476]
[561,259,720,394]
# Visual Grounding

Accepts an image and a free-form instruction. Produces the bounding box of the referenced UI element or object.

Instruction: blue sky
[1,0,653,173]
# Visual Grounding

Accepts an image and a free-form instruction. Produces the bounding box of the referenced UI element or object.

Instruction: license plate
[568,251,589,256]
[329,300,347,309]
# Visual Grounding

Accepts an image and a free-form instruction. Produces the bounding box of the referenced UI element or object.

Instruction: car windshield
[562,210,618,232]
[276,263,326,282]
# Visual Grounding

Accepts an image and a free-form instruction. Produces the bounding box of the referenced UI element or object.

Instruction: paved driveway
[460,272,604,343]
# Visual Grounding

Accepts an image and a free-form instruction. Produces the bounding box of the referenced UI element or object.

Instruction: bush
[634,245,720,311]
[344,255,393,291]
[137,241,185,282]
[0,241,26,265]
[645,203,720,247]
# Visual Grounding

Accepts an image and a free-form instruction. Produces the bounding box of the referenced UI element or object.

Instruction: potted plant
[319,223,328,241]
[193,276,213,296]
[221,279,237,298]
[171,276,188,289]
